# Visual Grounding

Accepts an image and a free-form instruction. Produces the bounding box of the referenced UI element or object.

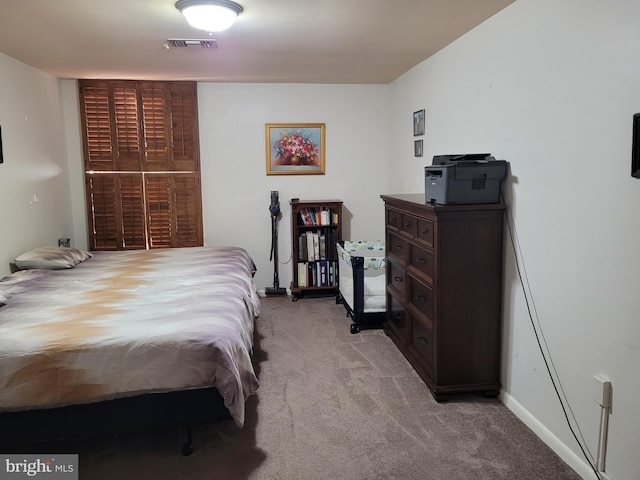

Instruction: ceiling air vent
[167,39,218,48]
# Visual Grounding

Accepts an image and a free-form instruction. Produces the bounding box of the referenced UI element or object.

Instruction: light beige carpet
[7,296,582,479]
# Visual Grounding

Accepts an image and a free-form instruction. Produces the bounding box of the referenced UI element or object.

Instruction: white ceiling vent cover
[167,39,218,48]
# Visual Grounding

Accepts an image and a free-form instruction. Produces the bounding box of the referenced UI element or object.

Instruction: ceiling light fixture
[175,0,243,33]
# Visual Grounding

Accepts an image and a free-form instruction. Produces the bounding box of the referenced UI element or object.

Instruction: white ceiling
[0,0,514,84]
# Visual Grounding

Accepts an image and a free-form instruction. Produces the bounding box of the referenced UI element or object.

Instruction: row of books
[297,260,336,288]
[297,207,339,226]
[298,230,337,262]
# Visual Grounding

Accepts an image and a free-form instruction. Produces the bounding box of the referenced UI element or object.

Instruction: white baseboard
[500,391,602,480]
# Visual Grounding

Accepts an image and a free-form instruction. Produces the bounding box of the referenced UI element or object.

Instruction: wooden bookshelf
[290,199,343,301]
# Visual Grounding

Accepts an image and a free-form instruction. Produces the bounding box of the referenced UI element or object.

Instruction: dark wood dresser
[380,193,505,401]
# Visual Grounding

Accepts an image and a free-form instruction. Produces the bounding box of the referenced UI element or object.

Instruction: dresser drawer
[408,276,434,321]
[409,244,434,282]
[400,213,416,237]
[410,315,434,374]
[386,207,401,230]
[416,218,434,247]
[387,232,407,262]
[386,292,407,340]
[387,261,406,296]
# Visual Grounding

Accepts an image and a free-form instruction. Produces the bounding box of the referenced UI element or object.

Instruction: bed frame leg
[181,426,194,456]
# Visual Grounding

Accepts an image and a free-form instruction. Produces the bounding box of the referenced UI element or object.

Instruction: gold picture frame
[265,123,326,175]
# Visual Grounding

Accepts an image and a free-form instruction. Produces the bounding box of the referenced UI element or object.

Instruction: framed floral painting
[265,123,325,175]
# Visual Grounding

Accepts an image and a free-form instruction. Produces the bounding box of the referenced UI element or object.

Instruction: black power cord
[502,194,602,480]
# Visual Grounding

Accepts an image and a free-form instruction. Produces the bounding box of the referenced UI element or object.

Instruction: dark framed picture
[632,113,640,178]
[413,109,425,136]
[265,123,325,175]
[414,139,423,157]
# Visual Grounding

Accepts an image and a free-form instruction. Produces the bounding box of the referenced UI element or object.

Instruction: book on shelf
[297,262,307,287]
[319,260,328,287]
[312,232,320,261]
[298,233,307,261]
[319,233,326,260]
[320,207,329,226]
[306,232,315,261]
[309,262,316,287]
[297,206,339,227]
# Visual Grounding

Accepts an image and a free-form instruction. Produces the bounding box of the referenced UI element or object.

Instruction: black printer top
[432,153,494,165]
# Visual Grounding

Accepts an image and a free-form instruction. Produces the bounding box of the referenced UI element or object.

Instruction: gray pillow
[14,246,93,270]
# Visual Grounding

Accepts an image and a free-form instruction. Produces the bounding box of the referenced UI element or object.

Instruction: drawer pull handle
[404,222,412,227]
[421,229,429,234]
[394,245,403,251]
[417,294,427,302]
[417,336,428,346]
[394,276,403,283]
[417,258,427,264]
[393,312,403,320]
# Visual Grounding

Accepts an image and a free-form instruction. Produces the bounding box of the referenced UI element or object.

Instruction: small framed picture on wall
[414,139,423,157]
[632,113,640,178]
[413,109,425,136]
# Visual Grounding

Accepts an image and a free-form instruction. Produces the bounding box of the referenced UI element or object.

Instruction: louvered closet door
[145,173,203,248]
[79,80,203,251]
[168,83,199,172]
[140,83,170,171]
[140,82,199,172]
[85,174,146,250]
[79,82,114,171]
[172,174,203,247]
[112,83,143,171]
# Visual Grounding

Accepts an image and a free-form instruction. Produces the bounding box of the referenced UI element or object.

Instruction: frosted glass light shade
[176,0,243,33]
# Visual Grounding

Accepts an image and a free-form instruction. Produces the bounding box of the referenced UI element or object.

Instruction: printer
[425,153,507,205]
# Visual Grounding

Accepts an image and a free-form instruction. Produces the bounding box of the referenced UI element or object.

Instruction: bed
[0,245,260,453]
[336,241,386,334]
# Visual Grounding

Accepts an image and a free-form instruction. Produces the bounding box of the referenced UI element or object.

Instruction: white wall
[388,1,640,478]
[60,82,389,291]
[0,54,75,276]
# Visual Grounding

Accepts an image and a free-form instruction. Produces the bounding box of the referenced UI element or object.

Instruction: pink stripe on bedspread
[0,246,260,427]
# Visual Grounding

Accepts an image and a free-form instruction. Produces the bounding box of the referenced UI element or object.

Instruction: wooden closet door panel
[168,82,199,172]
[79,80,202,251]
[112,83,143,171]
[79,82,114,171]
[172,173,203,247]
[86,173,146,251]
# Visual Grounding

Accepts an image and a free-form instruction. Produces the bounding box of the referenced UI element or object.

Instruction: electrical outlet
[592,375,612,408]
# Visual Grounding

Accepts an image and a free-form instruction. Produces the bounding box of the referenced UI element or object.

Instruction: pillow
[14,246,93,270]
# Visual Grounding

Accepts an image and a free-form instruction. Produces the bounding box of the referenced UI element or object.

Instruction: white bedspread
[0,246,260,427]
